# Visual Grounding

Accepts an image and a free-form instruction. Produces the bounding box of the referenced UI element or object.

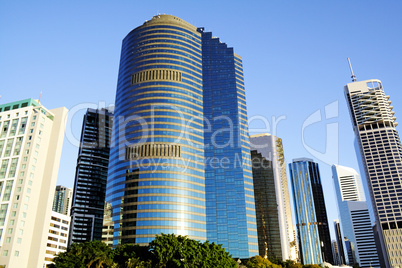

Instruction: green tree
[112,244,150,268]
[125,257,152,268]
[53,234,238,268]
[148,233,237,268]
[53,241,114,268]
[200,241,237,268]
[245,255,282,268]
[283,259,303,268]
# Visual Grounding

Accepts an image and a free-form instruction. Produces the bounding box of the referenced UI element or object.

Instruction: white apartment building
[0,98,68,267]
[44,211,70,267]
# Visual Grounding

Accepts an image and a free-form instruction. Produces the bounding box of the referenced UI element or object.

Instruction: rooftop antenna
[347,58,357,82]
[38,91,42,103]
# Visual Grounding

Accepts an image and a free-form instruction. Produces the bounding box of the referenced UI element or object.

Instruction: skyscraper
[331,240,341,266]
[53,185,73,216]
[289,158,333,265]
[250,134,296,260]
[332,164,381,267]
[0,98,67,267]
[198,26,257,258]
[69,108,113,244]
[333,220,346,265]
[345,79,402,267]
[106,14,257,258]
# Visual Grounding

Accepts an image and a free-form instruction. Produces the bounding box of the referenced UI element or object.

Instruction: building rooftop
[292,157,314,163]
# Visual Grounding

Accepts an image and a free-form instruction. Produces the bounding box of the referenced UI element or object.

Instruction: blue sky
[1,0,402,241]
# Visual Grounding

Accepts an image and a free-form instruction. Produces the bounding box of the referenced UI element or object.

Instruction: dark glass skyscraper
[250,134,296,261]
[333,220,346,265]
[289,158,333,265]
[106,15,257,258]
[250,149,281,258]
[69,108,113,244]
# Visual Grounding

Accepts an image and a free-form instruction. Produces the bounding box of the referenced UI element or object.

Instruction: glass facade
[250,134,297,261]
[250,150,282,258]
[333,220,346,265]
[345,79,402,267]
[107,15,207,246]
[69,108,113,244]
[198,28,257,258]
[107,15,257,258]
[289,158,333,265]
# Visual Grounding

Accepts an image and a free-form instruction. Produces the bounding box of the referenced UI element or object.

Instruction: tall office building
[69,108,113,244]
[345,79,402,267]
[199,26,257,258]
[52,185,73,216]
[333,220,346,265]
[0,98,67,267]
[250,134,296,260]
[106,14,257,258]
[331,240,341,266]
[332,164,381,267]
[289,158,333,265]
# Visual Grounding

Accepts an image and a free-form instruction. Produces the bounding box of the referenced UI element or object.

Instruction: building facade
[332,240,341,266]
[0,99,67,267]
[332,165,381,267]
[44,211,70,267]
[345,79,402,267]
[52,185,73,216]
[102,202,113,247]
[250,134,296,260]
[106,14,207,247]
[198,27,257,258]
[333,220,346,265]
[289,158,333,265]
[106,14,257,258]
[69,108,113,244]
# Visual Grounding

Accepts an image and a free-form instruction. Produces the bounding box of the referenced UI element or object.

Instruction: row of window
[0,117,28,138]
[132,69,183,84]
[126,143,181,159]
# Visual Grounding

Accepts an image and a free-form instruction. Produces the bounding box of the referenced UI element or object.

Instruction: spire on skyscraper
[347,58,357,82]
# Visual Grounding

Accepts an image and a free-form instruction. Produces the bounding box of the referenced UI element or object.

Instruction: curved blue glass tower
[107,15,257,258]
[106,15,206,245]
